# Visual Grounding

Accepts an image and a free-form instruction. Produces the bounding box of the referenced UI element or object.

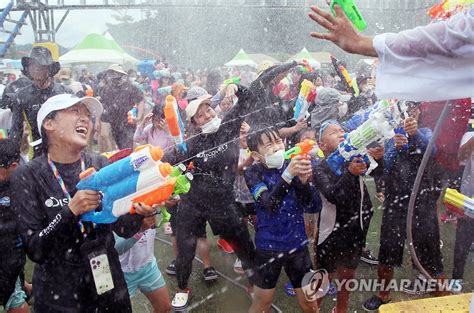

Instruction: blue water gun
[77,145,181,224]
[327,100,407,176]
[127,105,138,125]
[293,79,317,121]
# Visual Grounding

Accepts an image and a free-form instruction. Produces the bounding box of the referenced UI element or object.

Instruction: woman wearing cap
[11,94,154,313]
[10,47,73,159]
[167,62,298,310]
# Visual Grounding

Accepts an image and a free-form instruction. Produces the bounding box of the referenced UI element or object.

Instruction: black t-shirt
[11,153,143,312]
[99,82,143,125]
[168,86,257,207]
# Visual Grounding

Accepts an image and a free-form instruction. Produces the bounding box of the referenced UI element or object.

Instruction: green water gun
[224,77,241,85]
[157,164,193,227]
[330,0,367,32]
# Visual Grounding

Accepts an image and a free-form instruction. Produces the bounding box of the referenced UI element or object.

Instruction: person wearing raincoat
[9,47,72,159]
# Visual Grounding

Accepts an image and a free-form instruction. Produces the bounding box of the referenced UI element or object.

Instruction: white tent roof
[60,48,138,65]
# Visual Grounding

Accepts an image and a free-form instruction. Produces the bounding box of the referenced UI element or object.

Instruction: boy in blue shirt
[244,127,319,313]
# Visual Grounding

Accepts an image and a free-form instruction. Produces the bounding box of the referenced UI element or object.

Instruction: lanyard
[48,155,93,237]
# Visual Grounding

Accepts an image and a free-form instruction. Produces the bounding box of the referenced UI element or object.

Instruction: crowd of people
[0,4,473,313]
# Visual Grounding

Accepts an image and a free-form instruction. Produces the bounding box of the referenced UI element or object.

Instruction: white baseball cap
[107,63,127,75]
[185,95,212,121]
[37,93,103,137]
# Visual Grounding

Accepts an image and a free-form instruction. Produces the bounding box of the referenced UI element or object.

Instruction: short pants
[253,248,312,290]
[123,259,166,297]
[170,211,207,238]
[4,276,27,310]
[317,231,364,273]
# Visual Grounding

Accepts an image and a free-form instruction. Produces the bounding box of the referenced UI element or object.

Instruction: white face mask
[265,150,285,169]
[338,102,348,118]
[200,116,222,134]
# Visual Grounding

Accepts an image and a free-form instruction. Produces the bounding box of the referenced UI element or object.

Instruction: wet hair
[159,75,173,86]
[41,110,58,154]
[246,126,281,153]
[297,128,316,142]
[0,138,20,168]
[150,105,165,139]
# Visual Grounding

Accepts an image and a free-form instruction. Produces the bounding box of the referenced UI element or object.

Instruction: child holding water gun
[134,105,174,150]
[362,102,445,310]
[314,120,384,313]
[244,127,319,313]
[283,128,323,297]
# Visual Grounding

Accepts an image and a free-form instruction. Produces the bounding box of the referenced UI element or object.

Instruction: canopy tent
[59,33,138,65]
[224,49,257,68]
[286,48,321,69]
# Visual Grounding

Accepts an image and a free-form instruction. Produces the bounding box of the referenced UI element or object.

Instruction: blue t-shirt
[244,161,309,252]
[304,160,322,214]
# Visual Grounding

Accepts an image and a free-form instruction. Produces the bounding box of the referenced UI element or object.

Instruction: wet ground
[6,180,474,313]
[129,180,474,312]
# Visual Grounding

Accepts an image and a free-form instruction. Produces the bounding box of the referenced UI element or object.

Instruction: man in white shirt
[308,5,474,101]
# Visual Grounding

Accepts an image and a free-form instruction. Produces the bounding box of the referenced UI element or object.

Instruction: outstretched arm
[308,5,376,56]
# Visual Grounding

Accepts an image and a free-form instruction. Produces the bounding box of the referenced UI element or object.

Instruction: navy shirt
[244,161,312,252]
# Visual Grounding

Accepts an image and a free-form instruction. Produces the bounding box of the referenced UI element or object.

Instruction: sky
[8,8,142,48]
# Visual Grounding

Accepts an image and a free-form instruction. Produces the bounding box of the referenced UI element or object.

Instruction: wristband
[281,168,295,184]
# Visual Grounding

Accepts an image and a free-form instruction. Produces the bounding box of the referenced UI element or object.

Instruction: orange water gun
[428,0,474,20]
[331,55,359,97]
[164,95,187,153]
[284,140,316,159]
[77,144,179,224]
[127,105,138,125]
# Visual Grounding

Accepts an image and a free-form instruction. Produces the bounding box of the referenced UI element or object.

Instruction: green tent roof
[74,33,125,52]
[225,49,257,67]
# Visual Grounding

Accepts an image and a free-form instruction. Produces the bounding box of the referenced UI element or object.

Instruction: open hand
[308,5,376,57]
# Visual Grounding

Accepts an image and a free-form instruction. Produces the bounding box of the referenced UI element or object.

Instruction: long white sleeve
[373,9,474,101]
